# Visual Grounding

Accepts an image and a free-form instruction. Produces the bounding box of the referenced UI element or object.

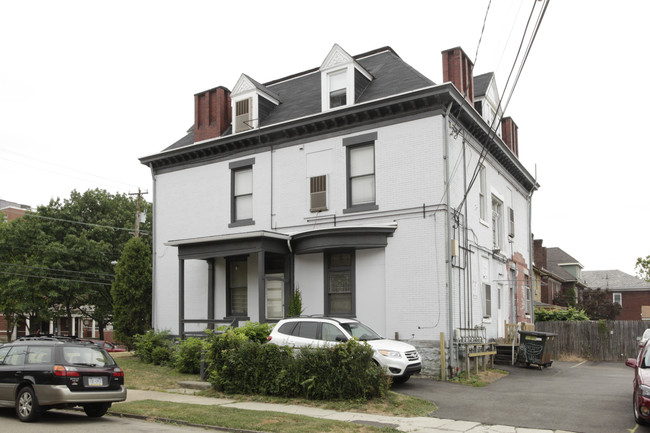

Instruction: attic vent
[235,98,252,133]
[310,175,327,212]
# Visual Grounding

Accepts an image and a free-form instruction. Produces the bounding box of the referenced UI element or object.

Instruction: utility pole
[129,188,148,237]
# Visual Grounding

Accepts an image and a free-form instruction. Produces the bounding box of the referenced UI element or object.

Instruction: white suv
[267,317,421,383]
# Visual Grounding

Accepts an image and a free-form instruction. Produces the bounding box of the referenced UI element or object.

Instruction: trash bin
[517,330,556,369]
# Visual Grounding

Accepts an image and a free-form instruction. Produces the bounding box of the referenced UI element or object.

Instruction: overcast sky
[1,1,648,276]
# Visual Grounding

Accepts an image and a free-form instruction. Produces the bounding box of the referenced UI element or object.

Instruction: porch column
[207,259,215,329]
[258,251,265,322]
[71,317,76,336]
[179,258,185,338]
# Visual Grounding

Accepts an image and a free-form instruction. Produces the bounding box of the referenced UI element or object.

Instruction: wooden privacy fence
[535,320,650,361]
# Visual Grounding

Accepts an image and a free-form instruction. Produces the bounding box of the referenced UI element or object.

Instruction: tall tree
[111,236,152,348]
[0,189,151,339]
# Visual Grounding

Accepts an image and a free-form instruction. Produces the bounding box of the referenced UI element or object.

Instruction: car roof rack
[17,334,96,343]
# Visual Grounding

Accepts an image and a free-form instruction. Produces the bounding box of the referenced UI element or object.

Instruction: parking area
[394,361,647,433]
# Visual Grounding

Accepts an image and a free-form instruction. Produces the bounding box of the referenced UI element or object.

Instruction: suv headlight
[378,349,402,359]
[640,385,650,397]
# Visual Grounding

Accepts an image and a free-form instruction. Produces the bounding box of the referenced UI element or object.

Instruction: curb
[108,410,268,433]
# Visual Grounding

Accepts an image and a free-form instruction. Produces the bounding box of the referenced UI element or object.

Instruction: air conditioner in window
[310,175,327,212]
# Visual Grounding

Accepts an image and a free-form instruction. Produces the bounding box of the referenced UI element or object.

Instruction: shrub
[133,330,172,364]
[151,345,173,366]
[172,337,205,374]
[287,288,304,317]
[233,321,274,344]
[534,307,589,322]
[206,337,388,400]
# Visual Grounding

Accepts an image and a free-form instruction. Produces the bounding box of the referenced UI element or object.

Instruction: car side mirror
[335,336,348,342]
[626,358,638,368]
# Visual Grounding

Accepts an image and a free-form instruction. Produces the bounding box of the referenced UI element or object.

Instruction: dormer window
[328,70,347,108]
[320,44,372,112]
[231,74,281,134]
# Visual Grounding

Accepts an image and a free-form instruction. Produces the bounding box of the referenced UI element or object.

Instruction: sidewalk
[124,388,576,433]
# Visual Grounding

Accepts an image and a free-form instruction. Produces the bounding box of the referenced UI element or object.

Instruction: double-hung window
[229,158,255,227]
[325,251,355,317]
[344,132,378,213]
[491,195,503,251]
[328,70,347,108]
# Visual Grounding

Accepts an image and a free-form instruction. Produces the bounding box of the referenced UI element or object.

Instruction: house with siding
[140,44,538,374]
[583,270,650,320]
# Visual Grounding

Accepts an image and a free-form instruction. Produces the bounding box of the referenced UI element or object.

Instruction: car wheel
[84,402,111,418]
[392,375,410,384]
[634,391,648,425]
[15,386,42,422]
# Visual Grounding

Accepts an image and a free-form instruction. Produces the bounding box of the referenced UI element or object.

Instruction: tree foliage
[580,288,621,320]
[111,236,152,348]
[0,189,151,341]
[636,256,650,282]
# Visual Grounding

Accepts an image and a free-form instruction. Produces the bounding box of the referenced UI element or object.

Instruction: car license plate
[88,377,103,387]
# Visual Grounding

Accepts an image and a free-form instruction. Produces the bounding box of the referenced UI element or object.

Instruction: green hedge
[205,334,388,400]
[133,324,389,400]
[534,307,589,321]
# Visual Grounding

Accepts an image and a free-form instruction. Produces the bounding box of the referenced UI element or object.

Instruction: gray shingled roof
[546,247,582,282]
[473,72,494,98]
[164,47,434,152]
[583,270,650,292]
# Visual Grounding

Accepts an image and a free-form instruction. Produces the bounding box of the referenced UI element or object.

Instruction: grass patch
[115,353,201,390]
[110,400,401,433]
[449,369,508,387]
[200,388,437,417]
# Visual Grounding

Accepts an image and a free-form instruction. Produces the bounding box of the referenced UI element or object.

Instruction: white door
[497,284,504,338]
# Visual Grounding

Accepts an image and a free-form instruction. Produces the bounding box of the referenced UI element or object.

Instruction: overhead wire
[455,0,546,214]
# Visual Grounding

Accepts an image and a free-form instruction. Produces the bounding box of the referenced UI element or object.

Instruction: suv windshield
[340,322,382,341]
[63,346,115,367]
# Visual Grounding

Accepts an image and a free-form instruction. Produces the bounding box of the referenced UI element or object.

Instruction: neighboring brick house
[534,239,587,306]
[0,199,31,222]
[140,44,538,373]
[583,270,650,320]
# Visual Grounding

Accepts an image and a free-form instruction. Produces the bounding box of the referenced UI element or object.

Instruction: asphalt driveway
[393,361,645,433]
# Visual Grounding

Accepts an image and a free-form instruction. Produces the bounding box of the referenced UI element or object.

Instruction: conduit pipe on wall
[442,102,456,373]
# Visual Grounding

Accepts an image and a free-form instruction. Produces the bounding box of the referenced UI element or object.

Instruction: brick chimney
[442,47,474,104]
[501,117,519,157]
[194,86,231,143]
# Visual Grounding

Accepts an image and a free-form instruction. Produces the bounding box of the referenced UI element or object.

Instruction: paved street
[394,360,646,433]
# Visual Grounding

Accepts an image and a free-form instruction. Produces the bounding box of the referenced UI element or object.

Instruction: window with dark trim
[229,158,255,227]
[483,283,492,318]
[343,132,378,213]
[325,251,355,316]
[227,258,248,317]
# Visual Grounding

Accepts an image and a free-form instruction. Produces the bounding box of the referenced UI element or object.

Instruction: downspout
[527,186,536,323]
[443,103,456,374]
[149,165,157,331]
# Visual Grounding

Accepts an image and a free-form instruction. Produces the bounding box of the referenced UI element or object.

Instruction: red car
[626,342,650,425]
[88,340,126,352]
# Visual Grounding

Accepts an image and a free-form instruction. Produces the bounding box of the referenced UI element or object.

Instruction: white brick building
[140,45,538,374]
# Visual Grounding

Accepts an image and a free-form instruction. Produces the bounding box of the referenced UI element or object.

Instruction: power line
[5,210,150,235]
[473,0,492,67]
[0,262,115,279]
[455,0,546,213]
[0,271,113,286]
[0,148,140,190]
